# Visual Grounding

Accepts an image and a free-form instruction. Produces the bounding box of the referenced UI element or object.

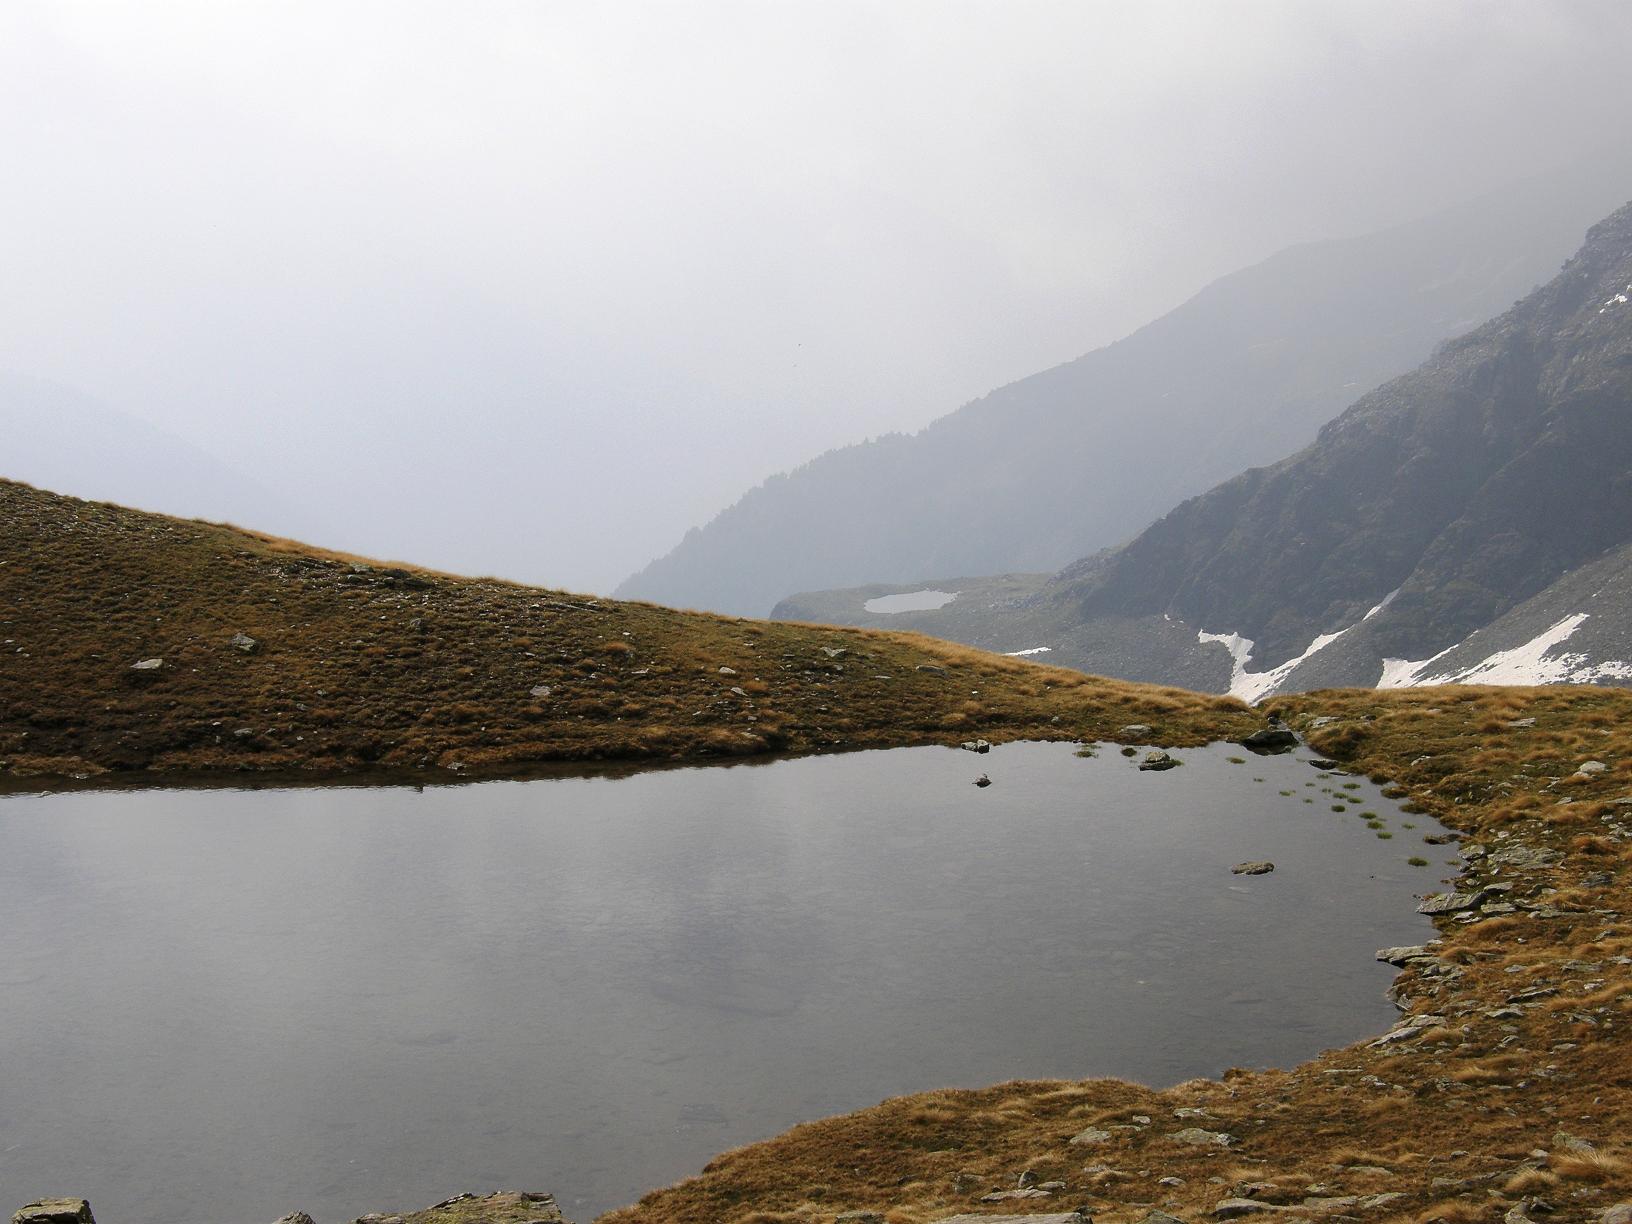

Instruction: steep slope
[0,479,1253,786]
[619,159,1632,616]
[778,197,1632,698]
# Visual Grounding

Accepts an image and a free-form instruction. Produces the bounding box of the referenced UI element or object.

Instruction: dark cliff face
[1050,200,1632,671]
[616,161,1632,617]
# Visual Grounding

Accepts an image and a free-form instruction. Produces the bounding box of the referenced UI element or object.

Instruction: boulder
[1139,751,1180,772]
[1240,727,1297,753]
[12,1204,94,1224]
[1577,760,1609,775]
[1232,861,1275,876]
[1171,1127,1236,1146]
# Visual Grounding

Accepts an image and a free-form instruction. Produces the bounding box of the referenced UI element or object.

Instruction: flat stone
[1418,889,1493,915]
[1232,861,1275,875]
[12,1204,95,1224]
[1069,1126,1114,1145]
[983,1189,1055,1203]
[1215,1200,1276,1219]
[1376,945,1434,965]
[130,657,163,671]
[1172,1127,1236,1147]
[1578,760,1609,775]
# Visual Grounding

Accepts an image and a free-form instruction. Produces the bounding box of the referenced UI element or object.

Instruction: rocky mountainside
[619,159,1632,616]
[776,196,1632,699]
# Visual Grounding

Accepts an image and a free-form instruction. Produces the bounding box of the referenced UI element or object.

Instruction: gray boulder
[12,1204,95,1224]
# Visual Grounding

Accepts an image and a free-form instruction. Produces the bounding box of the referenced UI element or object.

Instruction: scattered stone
[12,1203,95,1224]
[1214,1200,1273,1218]
[1508,718,1536,728]
[1418,889,1494,915]
[1232,861,1275,876]
[1240,727,1297,753]
[961,739,992,754]
[272,1215,316,1224]
[130,657,163,671]
[982,1188,1055,1202]
[1121,724,1153,736]
[1422,833,1459,845]
[1359,1193,1407,1211]
[1139,750,1180,772]
[230,632,259,653]
[1552,1131,1595,1153]
[916,663,949,675]
[1158,1178,1187,1188]
[529,684,553,699]
[1578,760,1610,775]
[1172,1127,1236,1147]
[1376,944,1435,966]
[940,1213,1090,1224]
[1070,1126,1114,1145]
[718,666,737,676]
[974,774,992,788]
[819,647,846,658]
[836,1213,886,1224]
[1310,716,1339,728]
[1142,1213,1187,1224]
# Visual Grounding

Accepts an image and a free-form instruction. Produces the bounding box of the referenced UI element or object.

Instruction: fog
[3,1,1629,593]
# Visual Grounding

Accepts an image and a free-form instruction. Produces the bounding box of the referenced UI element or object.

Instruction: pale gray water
[861,588,957,613]
[0,741,1451,1223]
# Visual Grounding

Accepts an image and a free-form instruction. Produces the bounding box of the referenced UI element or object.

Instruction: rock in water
[271,1214,316,1224]
[961,738,992,753]
[1138,750,1180,771]
[1232,861,1275,875]
[1239,726,1297,753]
[974,773,992,787]
[12,1203,95,1224]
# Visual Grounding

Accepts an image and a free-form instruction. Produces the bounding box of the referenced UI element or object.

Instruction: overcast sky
[4,1,1631,592]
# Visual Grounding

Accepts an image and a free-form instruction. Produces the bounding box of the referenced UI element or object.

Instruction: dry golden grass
[0,479,1257,787]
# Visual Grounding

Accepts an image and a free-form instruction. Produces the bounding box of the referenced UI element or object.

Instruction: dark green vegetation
[0,479,1254,786]
[618,161,1632,618]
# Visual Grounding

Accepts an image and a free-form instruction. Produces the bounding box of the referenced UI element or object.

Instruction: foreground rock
[1231,860,1274,875]
[12,1203,94,1224]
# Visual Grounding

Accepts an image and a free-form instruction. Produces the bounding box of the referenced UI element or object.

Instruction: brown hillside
[0,478,1252,786]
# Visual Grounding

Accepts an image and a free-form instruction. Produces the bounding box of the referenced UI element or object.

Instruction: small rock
[1240,727,1297,753]
[1578,760,1610,775]
[1310,716,1339,728]
[131,657,163,671]
[1308,758,1338,770]
[982,1188,1054,1202]
[1143,1213,1188,1224]
[529,685,553,699]
[1121,724,1153,736]
[1359,1193,1407,1211]
[1159,1178,1187,1188]
[718,666,737,676]
[230,632,259,654]
[1418,889,1493,915]
[835,1213,886,1224]
[1507,718,1536,728]
[272,1215,316,1224]
[12,1203,95,1224]
[974,774,992,787]
[961,739,992,754]
[916,663,949,675]
[1232,861,1275,876]
[1172,1127,1236,1147]
[1070,1126,1114,1145]
[1214,1200,1272,1219]
[819,647,846,658]
[1139,750,1180,772]
[1376,944,1434,966]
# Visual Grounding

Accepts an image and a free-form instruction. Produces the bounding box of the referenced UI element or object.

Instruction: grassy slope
[0,478,1253,785]
[601,686,1632,1224]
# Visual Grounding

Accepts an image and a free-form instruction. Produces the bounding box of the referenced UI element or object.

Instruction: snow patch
[863,589,957,614]
[1004,646,1053,657]
[1383,613,1632,687]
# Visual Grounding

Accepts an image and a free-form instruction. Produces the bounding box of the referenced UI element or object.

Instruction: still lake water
[0,741,1450,1222]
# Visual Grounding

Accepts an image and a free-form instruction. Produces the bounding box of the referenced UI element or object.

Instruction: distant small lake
[0,742,1451,1223]
[862,588,957,613]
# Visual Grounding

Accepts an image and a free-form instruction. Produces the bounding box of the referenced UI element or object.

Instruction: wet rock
[1308,758,1338,770]
[961,739,992,754]
[1139,750,1180,772]
[12,1203,95,1224]
[974,774,992,788]
[1376,944,1435,966]
[1172,1127,1236,1147]
[1232,861,1275,875]
[1240,727,1297,753]
[1418,889,1494,915]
